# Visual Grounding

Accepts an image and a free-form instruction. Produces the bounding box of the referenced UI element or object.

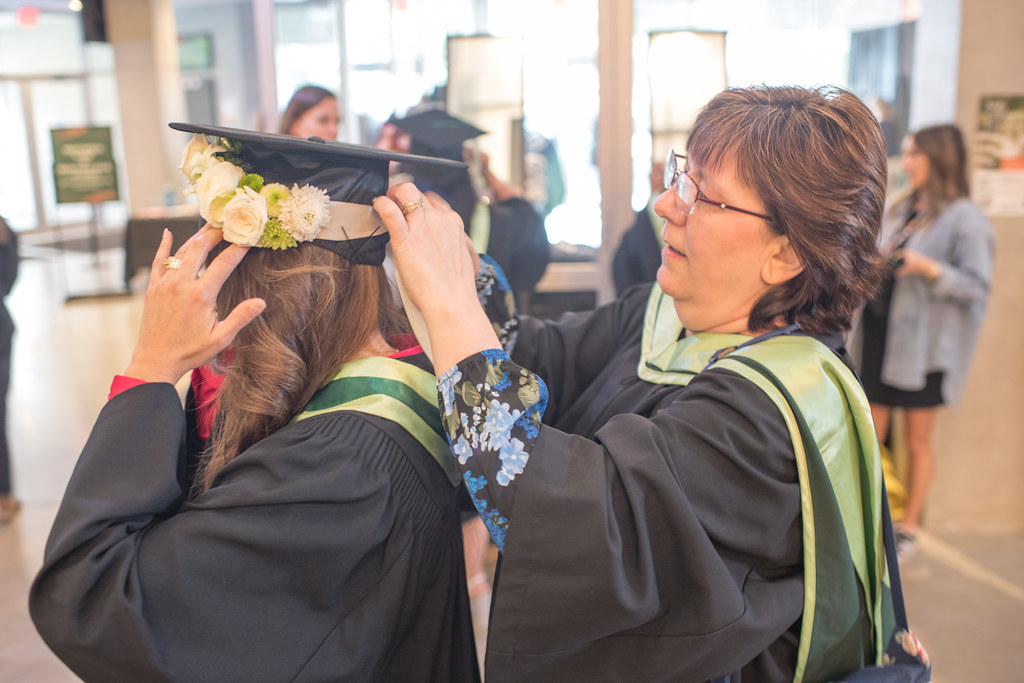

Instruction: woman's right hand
[123,226,266,385]
[374,183,499,373]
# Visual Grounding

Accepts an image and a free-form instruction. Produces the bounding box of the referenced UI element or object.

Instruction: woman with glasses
[376,85,896,682]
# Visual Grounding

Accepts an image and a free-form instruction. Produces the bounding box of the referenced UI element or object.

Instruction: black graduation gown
[30,367,480,682]
[484,196,550,296]
[474,284,806,682]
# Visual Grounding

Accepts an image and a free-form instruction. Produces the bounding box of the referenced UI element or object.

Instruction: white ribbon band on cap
[318,199,433,361]
[316,201,388,241]
[395,268,433,363]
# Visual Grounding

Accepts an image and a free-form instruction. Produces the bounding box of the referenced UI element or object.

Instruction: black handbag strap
[879,479,911,631]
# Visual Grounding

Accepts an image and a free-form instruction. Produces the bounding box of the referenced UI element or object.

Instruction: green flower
[257,218,298,250]
[240,173,264,192]
[260,183,290,218]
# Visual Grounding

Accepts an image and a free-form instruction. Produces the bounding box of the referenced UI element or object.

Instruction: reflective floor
[1,246,1021,681]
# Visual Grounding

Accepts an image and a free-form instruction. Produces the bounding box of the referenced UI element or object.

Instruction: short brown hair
[197,244,404,492]
[688,85,888,334]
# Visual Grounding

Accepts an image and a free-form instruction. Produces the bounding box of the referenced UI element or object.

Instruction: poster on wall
[51,126,120,205]
[973,95,1024,217]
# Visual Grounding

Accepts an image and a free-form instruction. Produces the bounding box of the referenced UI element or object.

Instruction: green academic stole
[638,285,891,682]
[293,356,461,487]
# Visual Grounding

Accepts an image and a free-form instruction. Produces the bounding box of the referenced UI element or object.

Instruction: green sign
[51,127,120,204]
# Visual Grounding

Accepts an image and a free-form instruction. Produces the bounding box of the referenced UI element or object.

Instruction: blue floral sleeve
[477,254,518,354]
[437,349,547,552]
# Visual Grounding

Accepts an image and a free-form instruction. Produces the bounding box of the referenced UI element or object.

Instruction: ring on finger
[162,256,183,270]
[400,198,424,215]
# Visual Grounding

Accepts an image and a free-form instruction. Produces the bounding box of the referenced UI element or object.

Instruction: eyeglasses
[664,150,772,221]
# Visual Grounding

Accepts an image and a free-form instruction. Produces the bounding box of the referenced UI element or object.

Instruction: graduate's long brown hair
[196,243,404,493]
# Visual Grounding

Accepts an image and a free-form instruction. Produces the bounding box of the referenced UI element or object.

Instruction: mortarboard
[171,122,465,265]
[387,110,487,162]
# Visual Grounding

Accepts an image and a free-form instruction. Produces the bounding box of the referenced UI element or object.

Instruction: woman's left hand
[124,226,266,385]
[894,248,942,280]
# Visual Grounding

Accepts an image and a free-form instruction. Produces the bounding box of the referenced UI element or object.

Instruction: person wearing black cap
[379,109,550,307]
[29,125,481,682]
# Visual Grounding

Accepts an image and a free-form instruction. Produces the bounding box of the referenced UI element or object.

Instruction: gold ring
[162,256,183,270]
[400,199,424,215]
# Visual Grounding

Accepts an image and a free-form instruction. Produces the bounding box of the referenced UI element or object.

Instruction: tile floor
[1,246,1021,681]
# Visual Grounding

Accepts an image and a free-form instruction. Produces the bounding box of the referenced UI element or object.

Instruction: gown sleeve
[30,382,475,683]
[440,346,804,681]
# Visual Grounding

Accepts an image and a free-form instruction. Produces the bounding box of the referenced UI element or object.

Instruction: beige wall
[924,0,1024,531]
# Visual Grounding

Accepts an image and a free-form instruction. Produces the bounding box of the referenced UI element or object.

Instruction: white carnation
[194,161,243,227]
[222,186,269,247]
[279,184,331,242]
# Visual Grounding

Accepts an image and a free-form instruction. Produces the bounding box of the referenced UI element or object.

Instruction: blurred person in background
[279,85,341,140]
[612,159,666,296]
[377,108,550,308]
[0,214,17,525]
[851,123,995,557]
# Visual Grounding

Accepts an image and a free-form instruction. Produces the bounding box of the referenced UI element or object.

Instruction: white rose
[179,134,225,182]
[194,161,243,227]
[222,186,268,247]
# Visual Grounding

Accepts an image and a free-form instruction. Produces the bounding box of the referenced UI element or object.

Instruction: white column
[104,0,186,212]
[596,0,634,305]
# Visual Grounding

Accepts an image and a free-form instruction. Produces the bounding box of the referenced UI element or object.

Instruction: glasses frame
[665,150,772,221]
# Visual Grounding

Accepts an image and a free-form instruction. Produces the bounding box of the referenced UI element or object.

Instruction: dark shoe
[895,526,917,559]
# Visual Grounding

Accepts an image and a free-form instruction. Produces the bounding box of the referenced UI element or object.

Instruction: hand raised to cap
[124,225,266,385]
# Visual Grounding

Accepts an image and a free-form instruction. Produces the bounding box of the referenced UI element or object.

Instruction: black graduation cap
[170,122,465,265]
[387,110,487,161]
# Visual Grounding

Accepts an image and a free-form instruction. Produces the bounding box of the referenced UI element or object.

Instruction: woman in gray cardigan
[853,124,995,555]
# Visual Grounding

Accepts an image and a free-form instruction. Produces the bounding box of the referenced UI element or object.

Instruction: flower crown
[179,133,331,249]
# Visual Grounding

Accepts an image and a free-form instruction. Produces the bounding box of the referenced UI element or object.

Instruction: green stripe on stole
[637,285,890,682]
[293,356,460,486]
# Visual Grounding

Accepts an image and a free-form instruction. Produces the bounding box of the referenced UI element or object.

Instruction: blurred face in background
[900,135,930,191]
[289,97,340,140]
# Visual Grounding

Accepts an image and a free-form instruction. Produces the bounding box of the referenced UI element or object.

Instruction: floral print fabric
[435,255,545,552]
[438,351,547,553]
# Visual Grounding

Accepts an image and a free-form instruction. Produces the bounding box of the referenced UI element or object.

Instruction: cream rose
[194,161,244,227]
[222,186,269,247]
[179,134,225,182]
